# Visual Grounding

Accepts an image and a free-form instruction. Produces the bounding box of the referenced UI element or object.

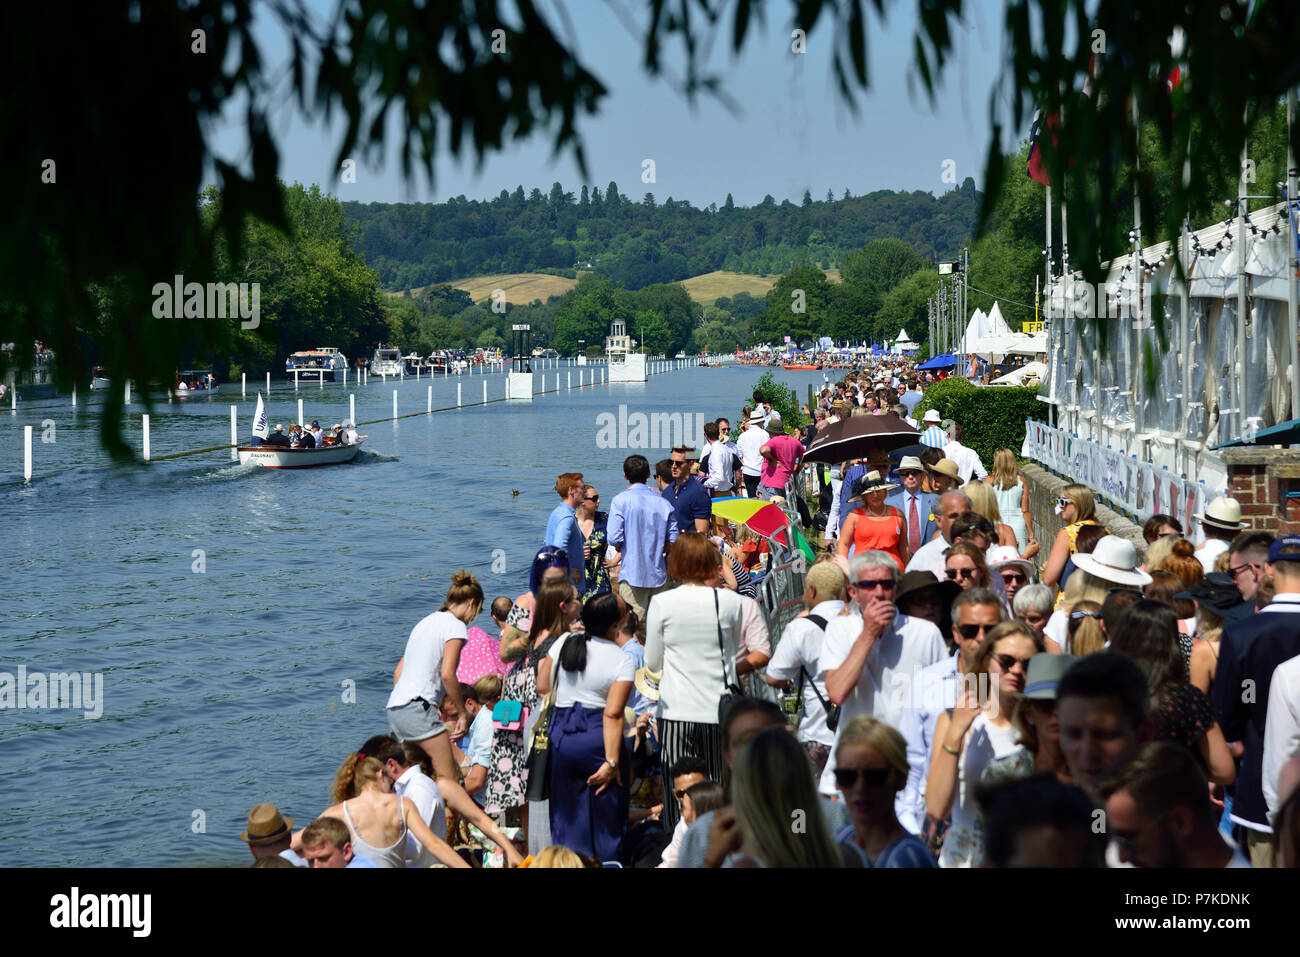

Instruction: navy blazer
[885,489,938,546]
[1211,598,1300,829]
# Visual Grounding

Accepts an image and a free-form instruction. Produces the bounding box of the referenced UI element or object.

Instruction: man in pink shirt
[758,420,806,500]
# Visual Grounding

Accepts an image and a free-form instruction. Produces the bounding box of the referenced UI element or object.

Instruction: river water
[2,362,833,866]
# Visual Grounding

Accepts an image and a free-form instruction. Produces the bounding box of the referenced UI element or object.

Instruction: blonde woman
[984,449,1037,555]
[306,753,470,868]
[725,725,849,867]
[962,481,1022,552]
[927,621,1045,867]
[1043,569,1115,653]
[832,717,936,867]
[1041,485,1101,589]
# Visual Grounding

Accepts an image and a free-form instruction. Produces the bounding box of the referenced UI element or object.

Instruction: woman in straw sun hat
[836,471,908,571]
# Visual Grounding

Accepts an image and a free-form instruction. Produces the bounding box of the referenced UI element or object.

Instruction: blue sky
[212,0,1016,208]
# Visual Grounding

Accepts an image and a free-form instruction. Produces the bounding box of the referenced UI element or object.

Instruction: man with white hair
[819,550,947,796]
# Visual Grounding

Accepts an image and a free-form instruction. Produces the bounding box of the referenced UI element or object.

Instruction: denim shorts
[387,698,446,743]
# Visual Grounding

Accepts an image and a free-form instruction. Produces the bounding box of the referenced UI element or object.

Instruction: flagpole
[1133,94,1144,452]
[1289,87,1300,428]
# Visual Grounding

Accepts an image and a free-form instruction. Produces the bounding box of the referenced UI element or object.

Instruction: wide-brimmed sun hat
[1071,535,1153,587]
[987,545,1036,582]
[1174,573,1245,615]
[748,409,766,422]
[926,458,960,482]
[922,408,942,424]
[893,570,961,608]
[634,666,661,702]
[848,470,899,502]
[897,455,924,472]
[1193,496,1246,531]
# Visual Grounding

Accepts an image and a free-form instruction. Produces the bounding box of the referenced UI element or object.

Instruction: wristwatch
[604,758,618,770]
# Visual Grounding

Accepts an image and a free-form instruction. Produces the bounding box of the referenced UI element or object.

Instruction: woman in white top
[386,571,524,866]
[926,620,1045,867]
[536,593,634,861]
[645,532,745,829]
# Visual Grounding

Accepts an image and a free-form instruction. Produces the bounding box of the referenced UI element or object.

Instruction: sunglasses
[955,623,992,640]
[584,495,599,502]
[1055,498,1073,508]
[1228,562,1259,580]
[670,461,684,468]
[834,767,892,788]
[945,567,977,581]
[854,579,896,591]
[993,653,1034,672]
[1001,572,1027,585]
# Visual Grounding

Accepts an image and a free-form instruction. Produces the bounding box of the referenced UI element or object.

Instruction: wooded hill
[342,180,982,293]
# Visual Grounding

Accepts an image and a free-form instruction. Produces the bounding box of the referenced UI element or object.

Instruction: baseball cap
[1268,535,1300,563]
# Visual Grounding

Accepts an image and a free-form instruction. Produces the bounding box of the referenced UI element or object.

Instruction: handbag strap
[714,588,739,690]
[797,614,833,711]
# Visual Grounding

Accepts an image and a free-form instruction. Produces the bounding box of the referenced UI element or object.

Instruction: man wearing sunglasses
[904,490,971,577]
[1224,531,1275,627]
[896,588,1005,833]
[818,551,947,799]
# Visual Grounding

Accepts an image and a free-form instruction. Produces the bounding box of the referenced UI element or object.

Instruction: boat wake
[353,450,398,464]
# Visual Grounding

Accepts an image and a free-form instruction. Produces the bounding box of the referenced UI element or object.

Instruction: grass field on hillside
[388,267,844,306]
[386,273,578,304]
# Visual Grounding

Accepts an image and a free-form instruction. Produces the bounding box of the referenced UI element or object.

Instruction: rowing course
[1,365,832,866]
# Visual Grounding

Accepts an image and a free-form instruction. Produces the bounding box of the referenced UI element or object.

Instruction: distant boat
[171,369,218,397]
[782,363,820,371]
[90,366,111,390]
[286,347,348,381]
[370,346,403,376]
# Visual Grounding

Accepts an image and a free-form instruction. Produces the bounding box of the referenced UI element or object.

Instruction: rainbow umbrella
[711,497,817,563]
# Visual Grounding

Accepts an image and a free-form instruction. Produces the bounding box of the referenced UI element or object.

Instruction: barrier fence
[1021,416,1209,532]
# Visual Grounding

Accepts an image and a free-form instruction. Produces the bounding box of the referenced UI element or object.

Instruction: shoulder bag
[795,614,840,733]
[524,633,565,802]
[715,589,745,726]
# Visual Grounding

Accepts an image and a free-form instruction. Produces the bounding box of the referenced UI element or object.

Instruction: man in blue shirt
[546,472,587,593]
[661,446,712,534]
[607,455,679,621]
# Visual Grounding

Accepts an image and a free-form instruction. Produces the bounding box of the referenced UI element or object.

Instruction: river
[1,362,834,866]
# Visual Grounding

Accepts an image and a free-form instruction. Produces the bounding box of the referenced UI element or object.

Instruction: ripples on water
[1,365,831,865]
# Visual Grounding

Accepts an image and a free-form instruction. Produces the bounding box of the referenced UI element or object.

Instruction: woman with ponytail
[386,570,524,867]
[536,592,635,861]
[305,753,469,868]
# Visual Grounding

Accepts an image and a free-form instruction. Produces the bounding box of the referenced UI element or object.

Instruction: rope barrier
[13,366,641,477]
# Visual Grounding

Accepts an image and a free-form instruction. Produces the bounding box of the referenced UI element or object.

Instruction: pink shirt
[455,626,511,685]
[759,435,806,489]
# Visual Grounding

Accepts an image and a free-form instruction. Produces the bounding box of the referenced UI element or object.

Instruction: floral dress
[483,635,561,816]
[582,512,610,602]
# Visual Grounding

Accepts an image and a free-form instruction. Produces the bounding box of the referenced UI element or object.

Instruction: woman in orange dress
[836,471,909,571]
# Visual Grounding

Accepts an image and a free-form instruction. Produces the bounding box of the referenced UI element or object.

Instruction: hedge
[917,379,1040,471]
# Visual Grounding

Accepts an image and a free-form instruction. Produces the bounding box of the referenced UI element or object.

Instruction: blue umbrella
[916,352,961,369]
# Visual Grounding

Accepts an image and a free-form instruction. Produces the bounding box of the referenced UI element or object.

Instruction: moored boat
[90,366,111,390]
[172,369,219,397]
[285,347,348,381]
[370,346,403,376]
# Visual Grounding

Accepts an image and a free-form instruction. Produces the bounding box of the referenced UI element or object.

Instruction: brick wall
[1220,449,1300,536]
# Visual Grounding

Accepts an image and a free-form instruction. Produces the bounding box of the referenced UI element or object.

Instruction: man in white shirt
[761,397,782,430]
[700,421,738,497]
[819,550,947,796]
[735,409,769,498]
[764,562,846,779]
[1193,496,1245,574]
[905,490,971,574]
[1100,741,1251,867]
[374,736,447,867]
[942,422,987,484]
[1263,652,1300,820]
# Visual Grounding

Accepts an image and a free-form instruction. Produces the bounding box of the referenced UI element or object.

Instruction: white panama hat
[1070,535,1153,587]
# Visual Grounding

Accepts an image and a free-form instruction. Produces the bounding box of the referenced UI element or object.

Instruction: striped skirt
[657,717,726,830]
